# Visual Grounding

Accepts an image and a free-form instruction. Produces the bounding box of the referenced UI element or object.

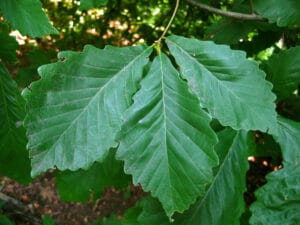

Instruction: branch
[185,0,266,21]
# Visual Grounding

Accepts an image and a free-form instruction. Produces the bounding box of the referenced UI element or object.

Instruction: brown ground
[0,157,279,225]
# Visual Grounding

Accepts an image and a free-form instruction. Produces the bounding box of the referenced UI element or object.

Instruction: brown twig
[0,192,42,225]
[185,0,265,21]
[249,0,255,14]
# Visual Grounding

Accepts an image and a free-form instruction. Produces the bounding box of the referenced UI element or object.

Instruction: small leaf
[43,214,56,225]
[55,150,130,202]
[275,116,300,166]
[166,35,277,134]
[116,53,218,218]
[80,0,108,10]
[24,44,152,177]
[0,63,31,184]
[253,0,300,27]
[0,22,18,62]
[173,129,253,225]
[263,46,300,100]
[250,165,300,225]
[0,0,58,37]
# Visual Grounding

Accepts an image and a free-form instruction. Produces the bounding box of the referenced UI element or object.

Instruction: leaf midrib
[43,48,150,162]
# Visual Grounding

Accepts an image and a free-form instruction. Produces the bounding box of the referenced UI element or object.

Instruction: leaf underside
[24,44,152,176]
[116,53,218,218]
[166,35,277,134]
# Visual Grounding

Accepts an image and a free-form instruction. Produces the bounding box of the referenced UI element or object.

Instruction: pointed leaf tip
[116,53,218,218]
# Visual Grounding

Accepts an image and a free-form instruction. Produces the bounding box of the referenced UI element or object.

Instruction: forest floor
[0,157,278,225]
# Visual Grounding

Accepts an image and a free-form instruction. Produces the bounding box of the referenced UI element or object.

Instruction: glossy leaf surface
[116,53,218,218]
[166,35,277,133]
[80,0,108,10]
[24,45,152,176]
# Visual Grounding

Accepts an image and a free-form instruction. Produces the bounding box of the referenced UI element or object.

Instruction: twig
[185,0,265,21]
[156,0,180,43]
[0,192,42,225]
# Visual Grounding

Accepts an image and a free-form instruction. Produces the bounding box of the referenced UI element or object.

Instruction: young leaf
[275,116,300,166]
[0,0,58,37]
[253,0,300,27]
[249,165,300,225]
[173,129,253,225]
[55,150,130,202]
[24,45,152,177]
[166,35,277,134]
[263,46,300,100]
[116,53,219,218]
[0,63,31,184]
[80,0,108,10]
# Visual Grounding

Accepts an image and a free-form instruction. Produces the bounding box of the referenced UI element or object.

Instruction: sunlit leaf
[116,53,218,218]
[166,35,277,134]
[24,44,152,176]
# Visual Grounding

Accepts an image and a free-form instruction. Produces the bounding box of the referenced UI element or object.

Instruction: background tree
[0,0,300,224]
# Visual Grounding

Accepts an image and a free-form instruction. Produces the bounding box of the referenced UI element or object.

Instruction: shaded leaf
[138,197,171,225]
[0,63,31,184]
[166,35,277,134]
[88,215,122,225]
[263,46,300,100]
[24,44,152,176]
[172,129,253,225]
[249,165,300,225]
[253,0,300,27]
[0,23,18,62]
[80,0,108,10]
[275,116,300,166]
[0,0,58,37]
[42,214,56,225]
[116,53,218,218]
[55,150,130,202]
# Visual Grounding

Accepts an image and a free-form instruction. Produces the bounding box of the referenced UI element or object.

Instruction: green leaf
[253,0,300,27]
[172,129,253,225]
[0,0,58,37]
[24,44,152,177]
[55,150,130,202]
[137,197,171,225]
[80,0,108,10]
[116,53,219,218]
[275,116,300,166]
[0,63,31,184]
[249,165,300,225]
[0,215,15,225]
[43,214,56,225]
[205,19,255,45]
[263,46,300,100]
[0,23,18,62]
[166,35,277,134]
[88,215,122,225]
